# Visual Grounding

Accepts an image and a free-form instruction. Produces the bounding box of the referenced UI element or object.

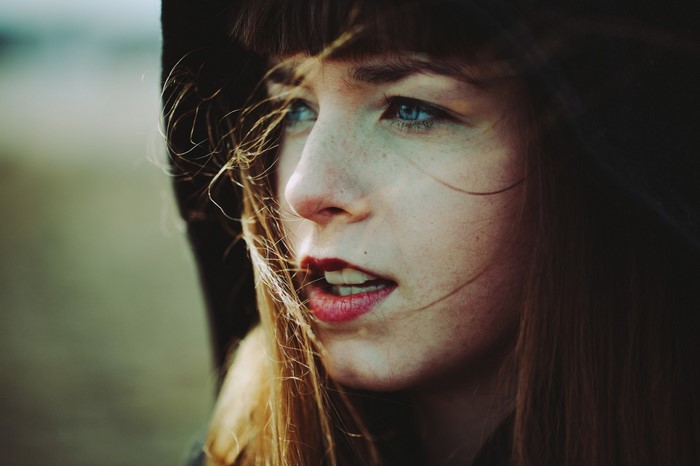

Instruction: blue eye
[383,97,449,132]
[284,99,316,126]
[396,102,433,121]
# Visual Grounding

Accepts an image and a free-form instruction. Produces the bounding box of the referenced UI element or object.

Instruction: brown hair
[165,1,700,464]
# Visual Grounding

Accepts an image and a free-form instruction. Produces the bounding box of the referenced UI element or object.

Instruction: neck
[410,365,514,466]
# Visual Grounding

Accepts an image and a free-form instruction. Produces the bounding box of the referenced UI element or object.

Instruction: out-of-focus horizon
[0,2,213,465]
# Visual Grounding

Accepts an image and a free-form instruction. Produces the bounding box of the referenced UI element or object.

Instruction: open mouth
[301,258,397,322]
[304,259,395,296]
[319,268,392,296]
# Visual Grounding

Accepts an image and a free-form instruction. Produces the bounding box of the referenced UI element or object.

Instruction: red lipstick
[301,257,396,323]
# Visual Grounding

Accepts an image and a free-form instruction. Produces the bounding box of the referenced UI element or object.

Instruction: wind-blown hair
[162,1,700,465]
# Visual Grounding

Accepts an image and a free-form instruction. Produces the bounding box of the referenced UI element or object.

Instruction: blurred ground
[0,6,214,466]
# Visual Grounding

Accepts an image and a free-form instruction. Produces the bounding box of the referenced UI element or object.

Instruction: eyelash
[279,96,452,133]
[381,96,451,133]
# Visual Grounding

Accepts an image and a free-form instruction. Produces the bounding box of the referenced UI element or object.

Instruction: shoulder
[472,413,514,466]
[204,325,270,465]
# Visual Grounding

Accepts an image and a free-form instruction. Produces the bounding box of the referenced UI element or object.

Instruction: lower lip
[306,284,396,323]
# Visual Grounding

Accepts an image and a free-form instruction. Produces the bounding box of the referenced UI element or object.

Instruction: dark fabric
[184,439,206,466]
[161,1,700,382]
[181,417,514,466]
[472,415,514,466]
[162,2,700,463]
[161,0,261,383]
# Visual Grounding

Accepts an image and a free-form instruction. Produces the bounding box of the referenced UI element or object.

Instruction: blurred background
[0,1,214,465]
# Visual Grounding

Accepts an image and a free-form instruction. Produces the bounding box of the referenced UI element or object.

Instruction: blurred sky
[1,0,160,38]
[0,2,214,465]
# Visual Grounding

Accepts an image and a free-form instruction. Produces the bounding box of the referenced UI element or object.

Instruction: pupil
[289,106,304,120]
[398,103,420,121]
[287,102,312,122]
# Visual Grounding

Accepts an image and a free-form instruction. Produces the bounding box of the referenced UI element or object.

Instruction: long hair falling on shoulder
[196,1,513,464]
[511,9,700,465]
[163,0,700,464]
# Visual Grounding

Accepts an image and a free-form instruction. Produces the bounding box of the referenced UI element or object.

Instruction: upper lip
[300,257,393,283]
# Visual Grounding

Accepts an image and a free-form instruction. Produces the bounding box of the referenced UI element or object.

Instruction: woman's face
[270,54,530,391]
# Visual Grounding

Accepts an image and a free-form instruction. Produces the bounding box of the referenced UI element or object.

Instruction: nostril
[307,206,349,222]
[320,207,346,216]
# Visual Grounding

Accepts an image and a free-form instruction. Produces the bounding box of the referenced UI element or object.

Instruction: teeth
[332,284,387,296]
[324,268,377,285]
[321,267,388,296]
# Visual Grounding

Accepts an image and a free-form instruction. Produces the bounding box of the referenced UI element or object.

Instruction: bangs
[229,0,516,60]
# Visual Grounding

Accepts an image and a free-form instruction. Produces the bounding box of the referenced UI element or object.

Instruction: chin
[328,368,411,392]
[322,352,428,393]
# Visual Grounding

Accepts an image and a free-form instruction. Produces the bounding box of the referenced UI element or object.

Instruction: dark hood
[161,0,700,379]
[161,0,262,378]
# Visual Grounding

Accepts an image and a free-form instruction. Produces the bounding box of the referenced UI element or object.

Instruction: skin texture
[272,54,529,394]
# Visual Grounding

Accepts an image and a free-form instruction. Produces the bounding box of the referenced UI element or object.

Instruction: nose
[278,118,371,225]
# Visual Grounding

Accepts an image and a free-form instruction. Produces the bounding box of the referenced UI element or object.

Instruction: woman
[161,1,700,464]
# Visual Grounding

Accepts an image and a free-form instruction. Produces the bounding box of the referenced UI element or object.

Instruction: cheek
[387,122,526,197]
[274,142,306,251]
[275,141,300,205]
[399,190,526,295]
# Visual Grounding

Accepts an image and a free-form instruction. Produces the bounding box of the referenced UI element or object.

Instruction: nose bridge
[282,111,370,223]
[305,113,345,167]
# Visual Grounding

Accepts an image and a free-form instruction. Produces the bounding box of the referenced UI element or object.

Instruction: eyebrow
[266,57,484,88]
[349,58,483,88]
[266,65,304,86]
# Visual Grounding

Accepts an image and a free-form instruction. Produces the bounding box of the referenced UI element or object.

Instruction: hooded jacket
[162,0,700,380]
[163,2,700,465]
